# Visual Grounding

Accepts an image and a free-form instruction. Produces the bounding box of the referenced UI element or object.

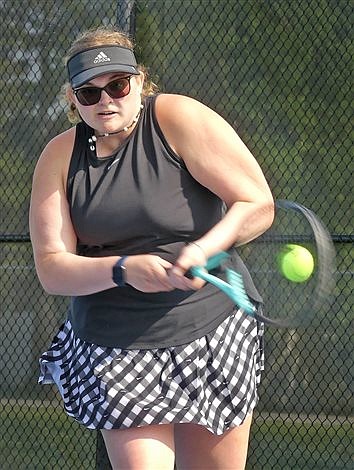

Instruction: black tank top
[66,95,262,348]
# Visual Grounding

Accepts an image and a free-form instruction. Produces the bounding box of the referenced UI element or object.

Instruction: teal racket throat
[190,252,256,316]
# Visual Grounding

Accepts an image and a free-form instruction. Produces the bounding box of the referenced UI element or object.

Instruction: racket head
[238,199,336,328]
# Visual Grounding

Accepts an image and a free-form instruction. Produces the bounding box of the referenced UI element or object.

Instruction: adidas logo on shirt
[93,52,111,64]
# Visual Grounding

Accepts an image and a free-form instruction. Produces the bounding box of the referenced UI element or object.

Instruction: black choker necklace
[88,104,144,151]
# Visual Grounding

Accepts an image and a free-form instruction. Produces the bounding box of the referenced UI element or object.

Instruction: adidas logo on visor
[93,52,111,64]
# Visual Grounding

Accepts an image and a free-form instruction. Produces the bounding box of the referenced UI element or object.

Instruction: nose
[98,89,113,104]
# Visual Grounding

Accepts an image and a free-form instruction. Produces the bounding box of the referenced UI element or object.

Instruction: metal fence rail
[1,1,352,469]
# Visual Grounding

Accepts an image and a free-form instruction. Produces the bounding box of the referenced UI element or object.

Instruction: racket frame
[189,199,336,328]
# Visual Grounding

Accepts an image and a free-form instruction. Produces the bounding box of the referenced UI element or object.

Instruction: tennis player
[30,26,274,469]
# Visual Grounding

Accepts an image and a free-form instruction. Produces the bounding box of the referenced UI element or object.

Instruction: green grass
[1,402,96,470]
[1,403,352,469]
[247,413,353,470]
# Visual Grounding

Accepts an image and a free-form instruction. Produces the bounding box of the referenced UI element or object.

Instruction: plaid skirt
[39,308,264,435]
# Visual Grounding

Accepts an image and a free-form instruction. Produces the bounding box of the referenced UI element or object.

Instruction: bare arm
[156,94,274,285]
[29,131,173,296]
[31,96,273,295]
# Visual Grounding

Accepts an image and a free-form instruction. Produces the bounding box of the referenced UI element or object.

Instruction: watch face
[113,257,127,286]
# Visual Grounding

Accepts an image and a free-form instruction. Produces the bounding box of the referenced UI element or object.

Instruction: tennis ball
[278,244,314,283]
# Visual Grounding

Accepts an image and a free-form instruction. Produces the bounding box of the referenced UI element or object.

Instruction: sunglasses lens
[76,88,101,106]
[106,78,130,98]
[74,77,131,106]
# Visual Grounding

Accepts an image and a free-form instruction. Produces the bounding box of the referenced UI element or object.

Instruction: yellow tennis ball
[278,244,314,282]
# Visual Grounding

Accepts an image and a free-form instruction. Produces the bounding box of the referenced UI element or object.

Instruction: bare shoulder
[33,127,76,185]
[39,127,76,164]
[154,93,237,157]
[153,93,272,213]
[155,93,217,122]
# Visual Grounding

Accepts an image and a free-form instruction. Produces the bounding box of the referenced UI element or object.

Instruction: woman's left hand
[167,243,207,291]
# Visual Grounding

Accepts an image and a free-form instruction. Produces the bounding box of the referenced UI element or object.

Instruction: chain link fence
[1,1,352,469]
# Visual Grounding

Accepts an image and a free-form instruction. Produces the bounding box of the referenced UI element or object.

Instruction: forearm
[193,199,274,258]
[34,251,176,296]
[167,199,274,291]
[34,252,119,296]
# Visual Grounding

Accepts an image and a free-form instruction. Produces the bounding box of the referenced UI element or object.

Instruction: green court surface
[1,403,352,469]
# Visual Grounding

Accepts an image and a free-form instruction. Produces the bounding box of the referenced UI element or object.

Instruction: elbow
[254,197,274,233]
[37,272,63,296]
[34,259,66,296]
[265,197,275,230]
[33,252,71,296]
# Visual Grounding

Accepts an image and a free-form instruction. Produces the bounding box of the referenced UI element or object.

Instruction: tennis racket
[190,200,336,328]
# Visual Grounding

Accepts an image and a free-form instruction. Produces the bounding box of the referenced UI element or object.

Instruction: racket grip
[185,252,230,279]
[184,269,194,279]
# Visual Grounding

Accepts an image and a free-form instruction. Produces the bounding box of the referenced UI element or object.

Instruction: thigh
[101,423,175,470]
[174,414,253,470]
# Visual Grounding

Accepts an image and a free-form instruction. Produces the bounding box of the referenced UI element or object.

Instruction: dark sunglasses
[73,76,132,106]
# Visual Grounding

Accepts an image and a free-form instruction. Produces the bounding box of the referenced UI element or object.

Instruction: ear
[136,71,145,94]
[66,85,76,105]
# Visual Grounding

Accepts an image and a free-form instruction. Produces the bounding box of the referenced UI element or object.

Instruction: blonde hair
[62,26,158,124]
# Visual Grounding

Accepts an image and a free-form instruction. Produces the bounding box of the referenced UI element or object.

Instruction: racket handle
[186,251,230,278]
[204,251,230,270]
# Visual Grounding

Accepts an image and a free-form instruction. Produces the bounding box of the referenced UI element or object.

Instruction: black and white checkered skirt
[39,309,264,435]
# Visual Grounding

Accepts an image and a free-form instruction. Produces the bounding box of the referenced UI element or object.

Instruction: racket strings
[239,200,335,327]
[191,200,335,328]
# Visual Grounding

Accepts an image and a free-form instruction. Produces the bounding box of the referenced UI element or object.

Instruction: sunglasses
[73,76,132,106]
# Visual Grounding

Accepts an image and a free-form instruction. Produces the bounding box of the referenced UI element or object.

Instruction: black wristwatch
[112,256,128,287]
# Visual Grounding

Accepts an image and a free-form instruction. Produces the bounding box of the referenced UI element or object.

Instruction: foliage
[136,0,352,233]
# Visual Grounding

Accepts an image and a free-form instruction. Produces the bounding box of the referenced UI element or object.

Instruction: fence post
[116,0,136,36]
[96,432,112,470]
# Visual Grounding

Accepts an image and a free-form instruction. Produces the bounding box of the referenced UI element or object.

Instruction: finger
[167,268,190,290]
[157,258,174,270]
[168,268,205,291]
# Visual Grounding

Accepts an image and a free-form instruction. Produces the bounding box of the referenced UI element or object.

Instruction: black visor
[67,45,139,88]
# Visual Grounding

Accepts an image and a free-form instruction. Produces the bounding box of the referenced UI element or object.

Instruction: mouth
[98,111,117,116]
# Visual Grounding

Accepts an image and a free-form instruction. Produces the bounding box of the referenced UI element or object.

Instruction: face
[70,72,144,134]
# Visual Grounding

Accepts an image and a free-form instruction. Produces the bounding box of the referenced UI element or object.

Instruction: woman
[30,26,274,470]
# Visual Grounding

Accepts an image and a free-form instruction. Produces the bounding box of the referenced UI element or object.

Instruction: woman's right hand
[124,255,175,292]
